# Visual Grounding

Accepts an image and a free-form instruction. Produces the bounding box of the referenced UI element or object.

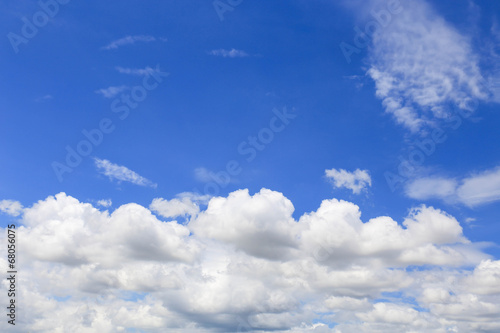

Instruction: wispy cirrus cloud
[325,168,371,194]
[366,0,491,132]
[194,167,214,183]
[94,158,157,188]
[35,94,53,103]
[115,66,158,76]
[405,166,500,207]
[208,48,249,58]
[94,85,128,98]
[102,35,166,50]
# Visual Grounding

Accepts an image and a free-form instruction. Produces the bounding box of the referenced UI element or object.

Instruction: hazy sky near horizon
[1,0,500,332]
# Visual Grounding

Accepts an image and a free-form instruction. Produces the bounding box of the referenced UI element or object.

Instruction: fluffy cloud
[150,197,200,219]
[325,168,371,194]
[97,199,112,208]
[366,0,490,131]
[94,158,157,188]
[0,199,23,216]
[2,189,500,332]
[189,189,298,260]
[20,193,199,266]
[405,166,500,207]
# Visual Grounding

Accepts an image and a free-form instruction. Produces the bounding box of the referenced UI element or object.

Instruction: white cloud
[35,94,53,102]
[19,193,198,266]
[194,167,234,185]
[3,189,500,332]
[94,158,157,188]
[95,85,128,98]
[176,191,212,204]
[150,197,199,219]
[194,167,214,183]
[457,167,500,206]
[299,199,471,268]
[0,199,23,216]
[97,199,112,208]
[115,66,158,76]
[208,48,249,58]
[405,166,500,207]
[189,189,298,260]
[366,0,490,132]
[405,177,458,201]
[324,296,371,311]
[325,168,371,194]
[102,35,163,50]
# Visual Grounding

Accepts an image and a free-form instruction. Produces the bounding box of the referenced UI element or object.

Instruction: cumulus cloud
[19,193,199,266]
[325,168,371,194]
[405,166,500,207]
[189,189,298,260]
[208,48,249,58]
[97,199,112,208]
[102,35,165,50]
[150,197,199,219]
[0,199,23,216]
[2,189,499,332]
[94,158,157,188]
[365,0,491,132]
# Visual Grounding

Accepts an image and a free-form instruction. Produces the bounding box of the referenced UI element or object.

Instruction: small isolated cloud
[0,199,23,216]
[115,66,158,76]
[193,167,236,188]
[35,94,53,103]
[325,168,371,194]
[95,85,128,98]
[194,167,213,183]
[405,166,500,207]
[97,199,112,208]
[102,35,164,50]
[209,48,249,58]
[94,158,157,188]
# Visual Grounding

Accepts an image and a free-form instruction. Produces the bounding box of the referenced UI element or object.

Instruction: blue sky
[1,0,500,332]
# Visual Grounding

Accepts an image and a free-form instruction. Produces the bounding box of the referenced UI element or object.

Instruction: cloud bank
[2,189,500,332]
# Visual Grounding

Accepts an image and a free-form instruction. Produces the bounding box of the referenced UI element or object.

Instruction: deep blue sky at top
[1,0,499,252]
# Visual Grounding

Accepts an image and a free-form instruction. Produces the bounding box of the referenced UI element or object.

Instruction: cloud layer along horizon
[1,189,499,332]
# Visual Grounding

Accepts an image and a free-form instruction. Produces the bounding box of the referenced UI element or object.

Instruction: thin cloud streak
[94,158,157,188]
